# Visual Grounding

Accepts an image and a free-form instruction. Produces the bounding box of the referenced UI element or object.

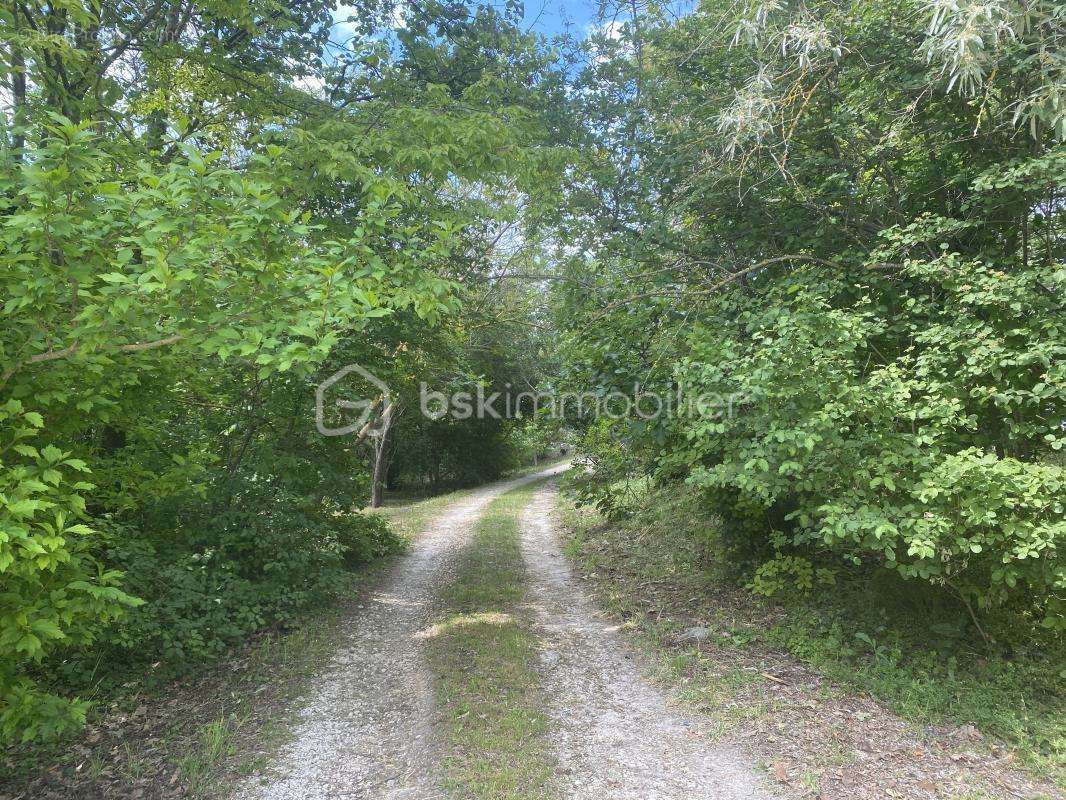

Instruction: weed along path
[237,464,774,800]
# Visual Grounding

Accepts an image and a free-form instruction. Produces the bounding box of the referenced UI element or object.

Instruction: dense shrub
[0,404,141,742]
[675,246,1064,626]
[82,489,403,677]
[336,512,402,568]
[36,488,402,695]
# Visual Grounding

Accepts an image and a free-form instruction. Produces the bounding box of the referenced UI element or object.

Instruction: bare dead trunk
[370,402,396,508]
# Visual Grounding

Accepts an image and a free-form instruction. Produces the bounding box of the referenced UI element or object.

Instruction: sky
[519,0,601,37]
[319,0,692,82]
[328,1,610,49]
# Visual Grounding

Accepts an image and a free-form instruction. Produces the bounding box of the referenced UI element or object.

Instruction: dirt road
[236,466,772,800]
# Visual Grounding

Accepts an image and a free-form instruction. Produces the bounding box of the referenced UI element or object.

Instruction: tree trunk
[370,402,397,508]
[10,4,26,157]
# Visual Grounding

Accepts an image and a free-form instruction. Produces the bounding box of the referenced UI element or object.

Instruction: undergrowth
[561,480,1065,784]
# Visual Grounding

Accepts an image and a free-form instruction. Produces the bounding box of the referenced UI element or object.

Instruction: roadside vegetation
[0,0,566,749]
[560,482,1064,794]
[0,476,541,799]
[555,0,1063,636]
[0,555,397,800]
[548,0,1064,792]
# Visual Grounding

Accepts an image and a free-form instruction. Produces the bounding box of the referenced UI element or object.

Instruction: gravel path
[520,479,777,800]
[235,464,568,800]
[236,465,773,800]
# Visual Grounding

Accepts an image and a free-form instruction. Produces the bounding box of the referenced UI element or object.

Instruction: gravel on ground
[235,464,569,800]
[519,480,777,800]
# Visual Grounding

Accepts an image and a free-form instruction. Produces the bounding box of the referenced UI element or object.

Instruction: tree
[0,0,567,742]
[554,0,1065,629]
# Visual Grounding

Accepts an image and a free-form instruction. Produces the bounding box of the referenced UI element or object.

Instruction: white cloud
[586,19,633,64]
[330,4,360,47]
[293,73,326,98]
[389,2,409,30]
[587,19,626,41]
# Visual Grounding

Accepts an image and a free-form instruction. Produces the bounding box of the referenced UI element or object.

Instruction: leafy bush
[87,489,403,677]
[336,512,403,568]
[554,0,1066,635]
[675,242,1065,626]
[0,402,141,742]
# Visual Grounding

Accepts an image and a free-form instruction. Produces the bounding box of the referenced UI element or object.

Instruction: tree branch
[1,334,184,388]
[588,255,843,321]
